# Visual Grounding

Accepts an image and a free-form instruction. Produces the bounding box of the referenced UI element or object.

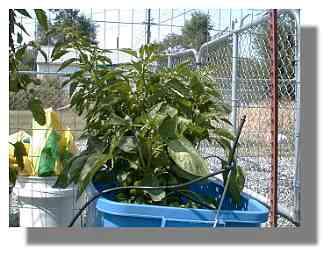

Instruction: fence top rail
[168,48,198,60]
[197,9,299,62]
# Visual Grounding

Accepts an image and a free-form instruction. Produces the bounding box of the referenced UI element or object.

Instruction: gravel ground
[231,156,296,227]
[207,153,297,227]
[238,156,296,210]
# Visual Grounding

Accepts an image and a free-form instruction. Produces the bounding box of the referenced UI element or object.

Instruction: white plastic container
[85,183,99,227]
[14,176,81,227]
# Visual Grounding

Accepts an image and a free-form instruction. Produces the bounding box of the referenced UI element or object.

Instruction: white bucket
[14,176,82,227]
[85,184,99,227]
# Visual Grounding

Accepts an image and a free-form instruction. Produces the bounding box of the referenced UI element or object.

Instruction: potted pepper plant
[53,31,268,227]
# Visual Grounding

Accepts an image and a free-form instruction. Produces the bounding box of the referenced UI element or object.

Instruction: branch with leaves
[9,9,49,186]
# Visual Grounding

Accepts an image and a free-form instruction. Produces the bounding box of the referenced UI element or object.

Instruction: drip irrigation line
[68,166,233,227]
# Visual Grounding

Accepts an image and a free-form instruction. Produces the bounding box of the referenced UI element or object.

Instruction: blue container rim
[94,178,269,225]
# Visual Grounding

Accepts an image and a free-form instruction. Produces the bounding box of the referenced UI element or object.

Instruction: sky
[19,8,266,51]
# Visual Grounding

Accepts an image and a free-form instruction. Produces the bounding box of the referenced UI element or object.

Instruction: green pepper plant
[54,30,245,208]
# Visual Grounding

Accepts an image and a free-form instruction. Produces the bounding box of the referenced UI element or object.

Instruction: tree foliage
[37,9,97,46]
[181,11,213,51]
[159,11,213,52]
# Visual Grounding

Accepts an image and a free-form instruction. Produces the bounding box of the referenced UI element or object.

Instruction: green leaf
[58,58,78,72]
[51,41,65,60]
[220,118,232,126]
[118,136,137,154]
[31,77,41,85]
[77,152,112,198]
[98,55,112,65]
[38,48,48,62]
[70,70,84,80]
[52,49,69,61]
[163,105,178,118]
[87,136,107,153]
[108,113,129,126]
[157,171,178,185]
[159,116,190,142]
[15,45,27,60]
[9,77,21,92]
[116,169,131,183]
[13,141,28,169]
[151,151,172,168]
[148,102,165,118]
[191,75,205,96]
[215,128,236,141]
[159,117,178,142]
[15,22,30,36]
[34,9,48,31]
[118,48,138,58]
[61,79,71,88]
[215,137,232,155]
[177,189,217,209]
[224,165,246,204]
[17,33,23,44]
[142,175,166,202]
[116,192,129,202]
[15,9,32,18]
[28,98,46,125]
[54,152,89,188]
[28,41,47,61]
[9,167,18,186]
[176,116,191,135]
[167,78,191,98]
[168,137,209,179]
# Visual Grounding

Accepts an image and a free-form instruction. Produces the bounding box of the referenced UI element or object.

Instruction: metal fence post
[269,9,279,227]
[292,9,302,225]
[231,32,239,132]
[167,54,172,68]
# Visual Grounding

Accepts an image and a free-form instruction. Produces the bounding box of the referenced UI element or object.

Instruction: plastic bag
[30,108,77,177]
[9,109,77,177]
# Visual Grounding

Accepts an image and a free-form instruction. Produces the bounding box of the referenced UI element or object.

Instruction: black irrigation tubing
[68,166,233,227]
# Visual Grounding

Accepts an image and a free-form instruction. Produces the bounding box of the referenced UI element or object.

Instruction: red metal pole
[269,9,278,227]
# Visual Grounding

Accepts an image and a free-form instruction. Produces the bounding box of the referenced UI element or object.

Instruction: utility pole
[146,9,151,44]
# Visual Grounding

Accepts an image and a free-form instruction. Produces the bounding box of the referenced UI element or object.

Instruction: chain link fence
[167,10,301,225]
[9,9,300,227]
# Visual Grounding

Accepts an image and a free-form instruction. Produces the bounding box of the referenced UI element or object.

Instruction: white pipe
[289,9,302,225]
[231,32,239,131]
[17,70,72,76]
[243,188,299,226]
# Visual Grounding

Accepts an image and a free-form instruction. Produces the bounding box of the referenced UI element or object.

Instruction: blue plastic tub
[87,177,269,228]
